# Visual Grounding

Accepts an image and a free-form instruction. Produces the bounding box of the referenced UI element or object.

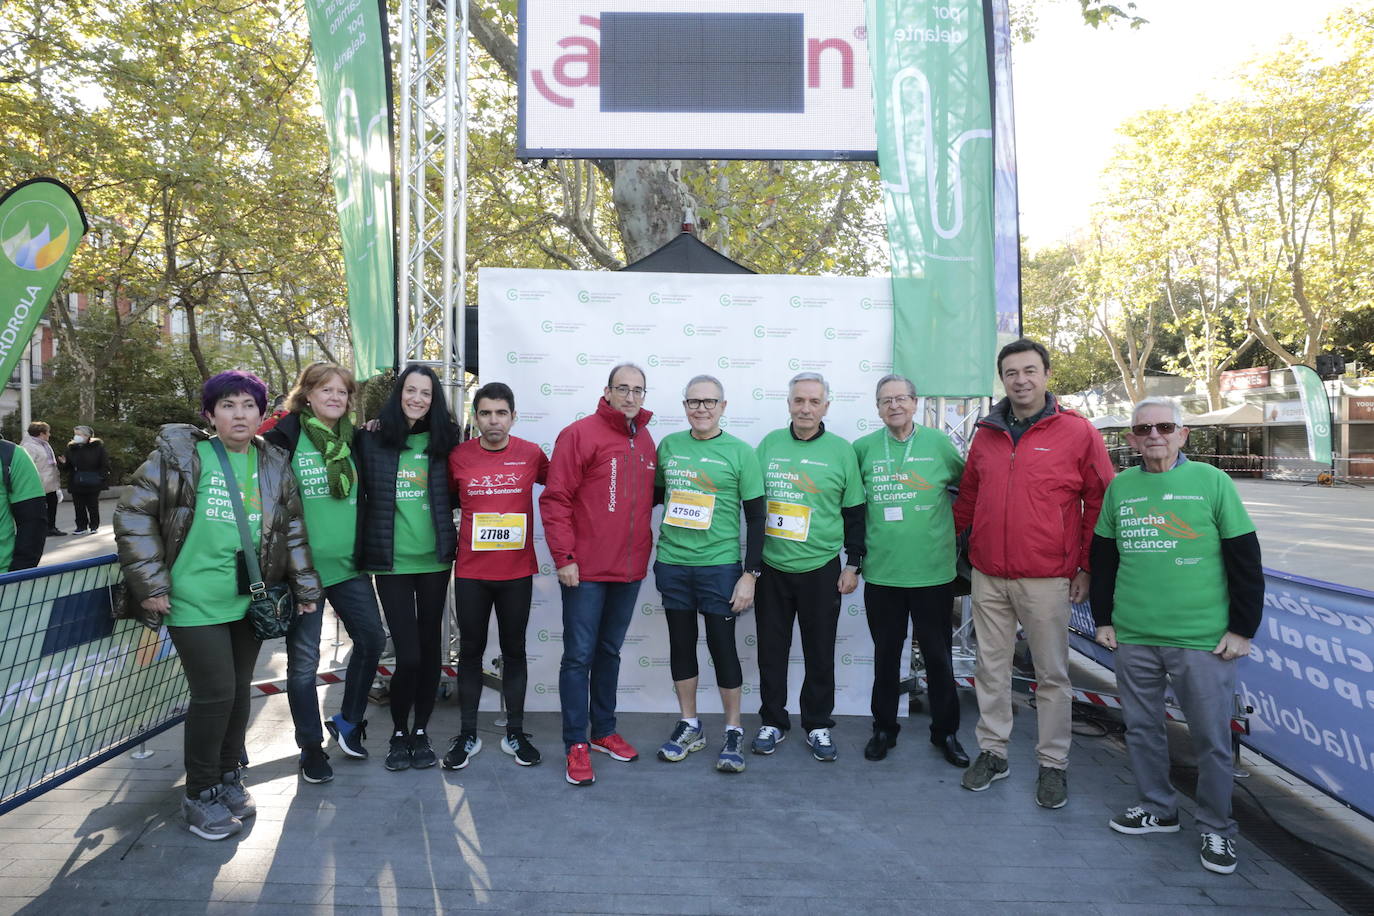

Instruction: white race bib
[884,505,904,522]
[664,489,716,530]
[765,500,811,542]
[471,512,527,551]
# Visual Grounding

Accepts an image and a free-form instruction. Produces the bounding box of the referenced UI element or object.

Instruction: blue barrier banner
[0,556,188,814]
[1240,570,1374,819]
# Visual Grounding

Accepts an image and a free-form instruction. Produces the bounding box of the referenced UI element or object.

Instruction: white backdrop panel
[477,266,902,718]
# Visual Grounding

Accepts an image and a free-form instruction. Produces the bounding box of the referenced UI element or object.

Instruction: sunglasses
[1130,422,1179,436]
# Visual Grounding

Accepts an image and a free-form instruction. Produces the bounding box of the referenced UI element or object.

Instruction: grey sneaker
[961,751,1009,791]
[1110,805,1180,835]
[751,725,785,755]
[1200,833,1237,874]
[1035,766,1068,809]
[219,769,256,819]
[181,786,243,841]
[716,728,746,773]
[657,720,707,762]
[806,728,837,762]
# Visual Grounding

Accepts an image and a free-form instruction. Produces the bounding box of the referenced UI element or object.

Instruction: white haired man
[1090,397,1263,875]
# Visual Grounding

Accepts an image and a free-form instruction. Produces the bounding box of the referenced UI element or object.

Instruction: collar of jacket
[595,396,653,435]
[978,393,1060,433]
[789,421,827,441]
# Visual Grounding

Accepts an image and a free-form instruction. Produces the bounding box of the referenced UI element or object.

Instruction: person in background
[264,363,387,784]
[64,425,110,535]
[1091,397,1263,876]
[442,381,548,770]
[114,370,320,841]
[0,437,47,571]
[354,365,459,773]
[20,421,65,536]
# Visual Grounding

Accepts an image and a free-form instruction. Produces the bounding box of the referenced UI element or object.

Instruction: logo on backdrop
[1,200,70,271]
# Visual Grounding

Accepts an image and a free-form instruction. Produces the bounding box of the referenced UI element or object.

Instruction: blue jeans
[559,580,641,750]
[285,574,387,748]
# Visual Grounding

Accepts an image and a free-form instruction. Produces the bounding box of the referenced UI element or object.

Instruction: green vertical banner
[867,0,997,396]
[303,0,396,380]
[0,178,88,384]
[1292,365,1334,465]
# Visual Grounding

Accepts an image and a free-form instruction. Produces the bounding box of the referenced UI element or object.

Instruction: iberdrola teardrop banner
[867,0,999,396]
[0,178,89,385]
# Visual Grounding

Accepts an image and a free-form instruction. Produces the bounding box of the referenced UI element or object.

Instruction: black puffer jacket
[65,439,111,491]
[353,426,458,571]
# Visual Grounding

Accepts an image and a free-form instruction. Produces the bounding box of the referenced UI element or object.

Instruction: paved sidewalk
[0,685,1345,915]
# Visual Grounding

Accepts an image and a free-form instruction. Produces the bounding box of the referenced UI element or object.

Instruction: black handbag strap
[210,437,266,596]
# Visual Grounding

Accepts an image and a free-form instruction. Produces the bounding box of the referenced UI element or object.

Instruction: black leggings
[665,608,742,689]
[167,617,260,796]
[455,576,532,732]
[375,571,449,733]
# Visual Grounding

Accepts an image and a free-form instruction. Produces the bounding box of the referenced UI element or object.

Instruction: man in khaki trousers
[952,339,1115,808]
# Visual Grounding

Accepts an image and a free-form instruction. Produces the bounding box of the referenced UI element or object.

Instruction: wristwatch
[745,568,763,578]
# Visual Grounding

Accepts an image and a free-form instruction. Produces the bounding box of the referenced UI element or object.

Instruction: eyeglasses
[877,395,914,407]
[610,385,647,398]
[1130,422,1179,436]
[684,398,720,410]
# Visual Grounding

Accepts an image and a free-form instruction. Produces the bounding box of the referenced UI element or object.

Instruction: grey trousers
[1116,642,1237,837]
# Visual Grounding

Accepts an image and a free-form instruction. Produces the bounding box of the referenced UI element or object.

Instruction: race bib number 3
[472,512,527,551]
[765,500,811,542]
[664,489,716,530]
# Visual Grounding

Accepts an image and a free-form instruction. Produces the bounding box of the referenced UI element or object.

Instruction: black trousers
[167,617,260,796]
[755,558,841,733]
[44,491,58,529]
[864,580,960,739]
[72,489,100,530]
[375,571,450,733]
[454,576,532,732]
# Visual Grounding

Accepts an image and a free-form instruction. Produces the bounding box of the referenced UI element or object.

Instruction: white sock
[682,717,700,729]
[725,725,743,734]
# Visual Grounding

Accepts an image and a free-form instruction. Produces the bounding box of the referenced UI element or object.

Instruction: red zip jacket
[953,397,1115,580]
[539,398,656,582]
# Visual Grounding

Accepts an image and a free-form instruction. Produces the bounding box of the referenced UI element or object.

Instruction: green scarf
[299,407,356,500]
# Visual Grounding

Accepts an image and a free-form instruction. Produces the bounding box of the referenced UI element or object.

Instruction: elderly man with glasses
[1090,397,1263,876]
[650,375,766,773]
[541,362,658,786]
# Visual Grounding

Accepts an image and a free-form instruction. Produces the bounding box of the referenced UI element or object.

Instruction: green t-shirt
[293,436,359,587]
[377,432,447,575]
[1,444,46,572]
[167,440,261,627]
[853,426,965,588]
[1094,460,1256,650]
[655,429,765,567]
[756,426,864,574]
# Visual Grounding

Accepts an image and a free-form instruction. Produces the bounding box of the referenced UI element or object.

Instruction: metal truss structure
[397,0,469,409]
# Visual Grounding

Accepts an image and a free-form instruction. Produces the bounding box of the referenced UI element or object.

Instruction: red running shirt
[448,436,549,580]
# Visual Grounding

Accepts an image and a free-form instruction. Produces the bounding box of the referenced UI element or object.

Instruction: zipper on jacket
[626,433,636,581]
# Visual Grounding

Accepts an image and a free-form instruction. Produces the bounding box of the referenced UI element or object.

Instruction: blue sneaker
[326,715,368,759]
[807,728,837,762]
[751,725,785,755]
[716,728,746,773]
[657,720,706,762]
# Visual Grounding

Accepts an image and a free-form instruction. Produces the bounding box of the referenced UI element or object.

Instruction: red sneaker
[590,733,639,762]
[565,742,595,786]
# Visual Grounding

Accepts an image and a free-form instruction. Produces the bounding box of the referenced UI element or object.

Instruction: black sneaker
[410,730,437,768]
[299,745,333,784]
[443,733,482,770]
[501,731,541,766]
[1200,833,1238,874]
[384,733,413,771]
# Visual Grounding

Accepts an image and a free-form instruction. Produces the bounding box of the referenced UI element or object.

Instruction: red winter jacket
[539,397,657,582]
[953,398,1115,580]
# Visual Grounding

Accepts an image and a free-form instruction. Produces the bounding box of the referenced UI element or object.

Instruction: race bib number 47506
[664,489,716,530]
[765,500,811,542]
[472,512,527,550]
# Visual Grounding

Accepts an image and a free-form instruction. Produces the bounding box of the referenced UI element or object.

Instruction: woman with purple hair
[115,370,322,841]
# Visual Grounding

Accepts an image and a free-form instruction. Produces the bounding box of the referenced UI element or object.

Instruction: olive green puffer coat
[113,424,322,627]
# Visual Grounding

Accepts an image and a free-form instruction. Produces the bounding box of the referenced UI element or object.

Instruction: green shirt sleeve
[1094,478,1119,538]
[6,445,45,503]
[1212,468,1256,539]
[840,440,864,509]
[738,438,765,501]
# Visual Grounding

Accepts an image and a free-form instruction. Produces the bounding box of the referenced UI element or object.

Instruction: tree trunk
[611,161,686,263]
[183,301,210,381]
